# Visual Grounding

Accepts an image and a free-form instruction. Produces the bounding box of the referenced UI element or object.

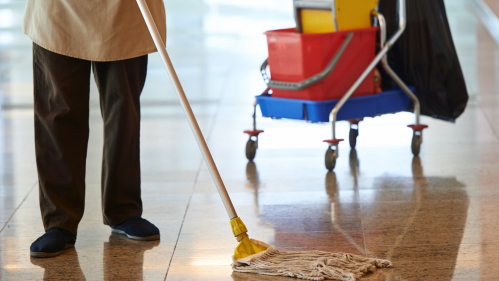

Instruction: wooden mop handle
[136,0,238,219]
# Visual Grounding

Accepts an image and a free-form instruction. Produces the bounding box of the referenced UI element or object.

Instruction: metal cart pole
[330,0,409,141]
[374,12,421,126]
[374,11,427,156]
[324,0,428,170]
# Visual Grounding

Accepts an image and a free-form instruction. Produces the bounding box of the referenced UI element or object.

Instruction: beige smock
[23,0,167,62]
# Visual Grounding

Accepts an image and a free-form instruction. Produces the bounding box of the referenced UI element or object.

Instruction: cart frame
[245,0,428,170]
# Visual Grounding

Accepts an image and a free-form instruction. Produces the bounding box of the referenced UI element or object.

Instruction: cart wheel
[325,146,338,171]
[246,138,258,161]
[411,132,422,156]
[349,127,358,149]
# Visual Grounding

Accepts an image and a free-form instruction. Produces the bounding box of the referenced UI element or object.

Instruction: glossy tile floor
[1,0,499,280]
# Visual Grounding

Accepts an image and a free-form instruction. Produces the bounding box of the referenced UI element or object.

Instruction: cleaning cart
[244,0,428,171]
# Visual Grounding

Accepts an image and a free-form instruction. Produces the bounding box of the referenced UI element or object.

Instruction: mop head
[232,239,392,281]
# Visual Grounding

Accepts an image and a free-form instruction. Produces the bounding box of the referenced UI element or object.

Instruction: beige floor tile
[365,228,471,247]
[366,244,463,262]
[456,243,499,262]
[358,259,496,281]
[0,209,15,223]
[360,199,471,231]
[271,231,365,249]
[279,245,366,257]
[165,265,234,281]
[0,221,45,238]
[141,181,196,195]
[231,272,299,281]
[169,248,235,266]
[7,208,45,222]
[189,190,358,207]
[0,269,47,281]
[0,235,173,280]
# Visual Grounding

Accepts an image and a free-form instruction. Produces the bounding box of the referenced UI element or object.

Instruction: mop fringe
[232,239,391,281]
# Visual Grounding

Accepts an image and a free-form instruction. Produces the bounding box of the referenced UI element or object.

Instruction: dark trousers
[33,43,147,235]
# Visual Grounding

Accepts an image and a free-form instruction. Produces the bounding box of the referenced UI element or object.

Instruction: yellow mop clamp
[230,217,268,259]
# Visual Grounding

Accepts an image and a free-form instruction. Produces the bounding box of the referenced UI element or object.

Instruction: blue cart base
[256,88,413,123]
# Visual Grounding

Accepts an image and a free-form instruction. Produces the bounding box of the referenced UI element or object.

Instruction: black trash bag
[378,0,468,122]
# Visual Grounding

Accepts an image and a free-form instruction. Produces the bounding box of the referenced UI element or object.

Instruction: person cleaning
[23,0,167,258]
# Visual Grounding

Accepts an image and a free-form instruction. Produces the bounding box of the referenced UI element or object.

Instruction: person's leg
[33,43,91,235]
[91,55,147,226]
[30,43,90,258]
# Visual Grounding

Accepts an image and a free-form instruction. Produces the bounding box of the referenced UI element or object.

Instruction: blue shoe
[111,216,160,241]
[30,227,76,258]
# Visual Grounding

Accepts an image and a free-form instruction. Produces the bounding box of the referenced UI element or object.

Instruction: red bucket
[265,27,378,101]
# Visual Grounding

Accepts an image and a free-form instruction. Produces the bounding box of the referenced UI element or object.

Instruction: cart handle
[260,32,353,91]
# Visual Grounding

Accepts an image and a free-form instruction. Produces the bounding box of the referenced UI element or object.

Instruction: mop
[135,1,392,280]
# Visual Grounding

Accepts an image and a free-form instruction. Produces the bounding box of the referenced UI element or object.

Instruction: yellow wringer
[296,0,378,33]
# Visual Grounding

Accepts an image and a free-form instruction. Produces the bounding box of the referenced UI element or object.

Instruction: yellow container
[301,0,378,33]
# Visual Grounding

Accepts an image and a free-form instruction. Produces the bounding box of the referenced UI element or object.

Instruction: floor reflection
[349,149,360,185]
[241,153,470,280]
[103,233,160,280]
[362,156,469,280]
[29,233,161,280]
[249,157,365,254]
[30,248,86,280]
[245,161,261,216]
